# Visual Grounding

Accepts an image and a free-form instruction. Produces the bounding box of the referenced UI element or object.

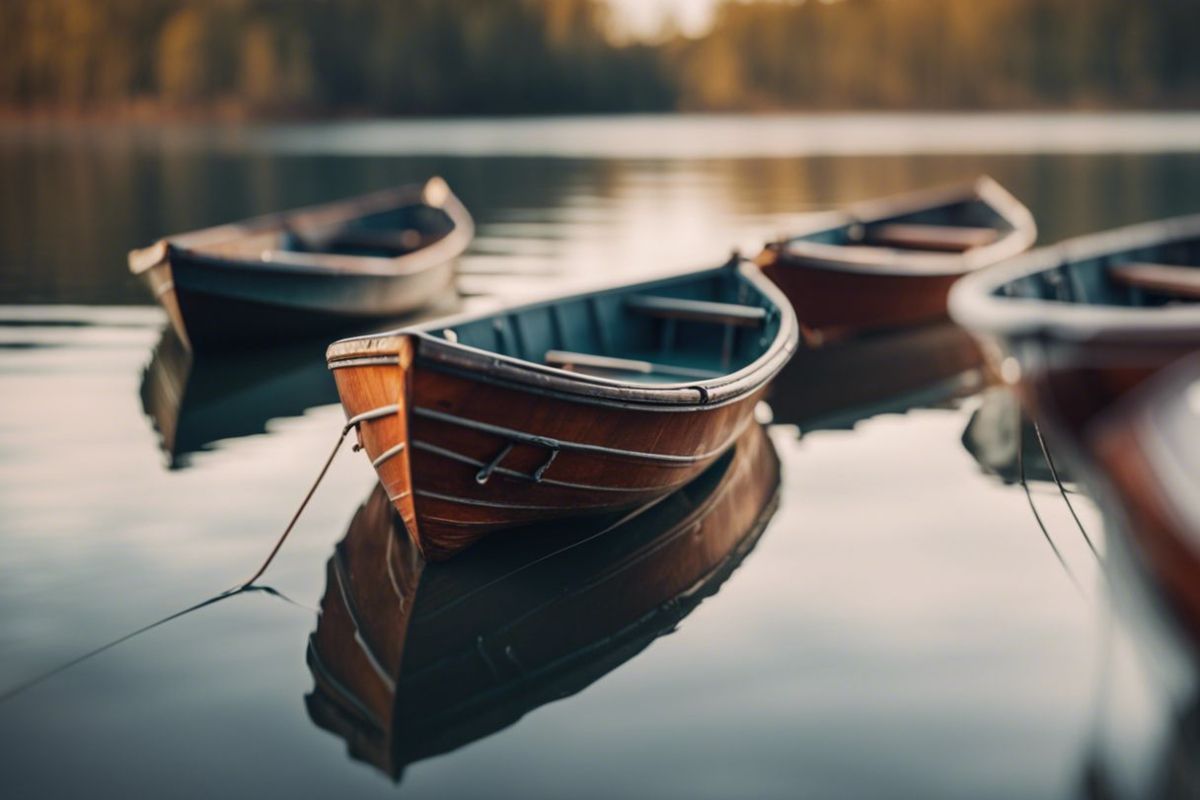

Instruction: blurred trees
[0,0,672,115]
[1,0,1199,116]
[672,0,1200,110]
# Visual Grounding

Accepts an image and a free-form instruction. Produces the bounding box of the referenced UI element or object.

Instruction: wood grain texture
[759,248,961,343]
[757,177,1035,342]
[333,333,767,559]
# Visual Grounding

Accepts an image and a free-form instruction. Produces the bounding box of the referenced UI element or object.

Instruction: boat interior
[434,268,782,384]
[181,200,457,267]
[793,195,1010,254]
[1002,236,1200,308]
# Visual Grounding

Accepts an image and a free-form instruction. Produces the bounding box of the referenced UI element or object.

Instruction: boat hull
[760,255,963,343]
[142,253,456,351]
[130,179,472,352]
[759,176,1036,343]
[977,332,1198,449]
[331,335,768,560]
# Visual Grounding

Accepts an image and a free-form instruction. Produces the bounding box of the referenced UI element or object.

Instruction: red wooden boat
[949,213,1200,445]
[326,258,796,560]
[758,176,1035,344]
[1090,353,1200,634]
[1084,352,1200,799]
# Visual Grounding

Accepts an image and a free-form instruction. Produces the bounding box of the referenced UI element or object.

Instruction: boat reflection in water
[961,386,1069,486]
[304,423,780,782]
[1083,353,1200,799]
[767,320,983,434]
[139,327,339,469]
[139,294,463,468]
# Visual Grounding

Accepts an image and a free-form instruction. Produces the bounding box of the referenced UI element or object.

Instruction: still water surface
[1,114,1194,798]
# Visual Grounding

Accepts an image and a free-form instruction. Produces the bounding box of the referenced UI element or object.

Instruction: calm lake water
[0,113,1195,799]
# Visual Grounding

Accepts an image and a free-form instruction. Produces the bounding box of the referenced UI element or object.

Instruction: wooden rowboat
[949,213,1200,444]
[129,178,472,352]
[1084,354,1200,799]
[757,176,1035,344]
[305,422,780,781]
[326,258,796,560]
[1090,353,1200,636]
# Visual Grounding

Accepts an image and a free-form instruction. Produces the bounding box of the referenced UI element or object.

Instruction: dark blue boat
[128,178,473,351]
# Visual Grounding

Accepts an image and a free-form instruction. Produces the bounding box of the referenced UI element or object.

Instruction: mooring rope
[1018,416,1082,593]
[0,585,304,706]
[0,418,361,707]
[1032,420,1103,565]
[234,419,360,590]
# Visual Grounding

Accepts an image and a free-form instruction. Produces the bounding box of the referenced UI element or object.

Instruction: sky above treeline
[604,0,722,39]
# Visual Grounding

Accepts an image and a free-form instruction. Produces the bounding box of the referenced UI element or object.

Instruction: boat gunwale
[769,175,1037,278]
[128,177,474,280]
[326,260,799,408]
[949,212,1200,344]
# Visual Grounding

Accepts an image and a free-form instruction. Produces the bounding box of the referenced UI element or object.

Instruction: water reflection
[139,328,338,468]
[0,117,1170,797]
[138,292,468,468]
[767,321,983,434]
[305,423,780,783]
[7,120,1200,306]
[962,386,1068,486]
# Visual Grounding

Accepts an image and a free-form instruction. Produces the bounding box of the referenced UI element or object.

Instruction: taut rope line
[1032,420,1103,565]
[1018,415,1082,594]
[0,415,366,707]
[235,414,371,590]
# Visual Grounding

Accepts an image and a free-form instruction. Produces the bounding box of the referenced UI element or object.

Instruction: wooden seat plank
[545,350,722,380]
[626,295,767,327]
[866,223,999,253]
[1110,262,1200,300]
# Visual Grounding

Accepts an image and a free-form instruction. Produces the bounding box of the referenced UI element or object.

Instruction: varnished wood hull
[1012,337,1198,444]
[1081,354,1200,800]
[332,337,770,559]
[1082,353,1200,634]
[759,176,1036,343]
[760,253,961,342]
[328,262,797,559]
[305,422,780,781]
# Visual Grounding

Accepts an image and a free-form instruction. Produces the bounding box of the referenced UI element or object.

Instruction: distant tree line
[671,0,1200,110]
[1,0,1198,116]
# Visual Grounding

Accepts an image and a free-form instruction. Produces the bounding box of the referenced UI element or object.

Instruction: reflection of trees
[8,148,1200,305]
